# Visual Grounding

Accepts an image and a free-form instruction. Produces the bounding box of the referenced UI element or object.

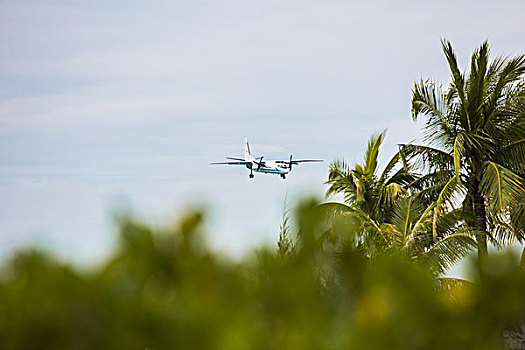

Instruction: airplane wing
[292,159,323,163]
[210,161,252,165]
[275,159,323,164]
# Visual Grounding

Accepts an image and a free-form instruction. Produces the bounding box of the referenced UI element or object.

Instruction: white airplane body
[211,138,323,179]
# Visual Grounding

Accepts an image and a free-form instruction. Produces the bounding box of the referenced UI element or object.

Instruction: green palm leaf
[425,232,477,274]
[480,162,524,212]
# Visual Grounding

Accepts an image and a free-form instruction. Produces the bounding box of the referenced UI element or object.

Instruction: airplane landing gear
[281,174,286,179]
[249,173,254,179]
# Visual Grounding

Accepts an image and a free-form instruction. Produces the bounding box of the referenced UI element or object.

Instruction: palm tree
[409,39,525,261]
[323,130,412,257]
[322,131,476,272]
[321,190,476,275]
[325,130,412,224]
[381,196,476,275]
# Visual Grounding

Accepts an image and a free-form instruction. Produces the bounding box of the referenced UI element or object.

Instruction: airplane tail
[244,138,251,159]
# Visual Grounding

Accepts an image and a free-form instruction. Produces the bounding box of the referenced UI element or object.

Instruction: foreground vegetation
[0,204,524,349]
[0,40,524,348]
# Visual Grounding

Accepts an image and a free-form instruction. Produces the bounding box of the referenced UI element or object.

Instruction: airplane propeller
[281,155,294,171]
[255,156,265,171]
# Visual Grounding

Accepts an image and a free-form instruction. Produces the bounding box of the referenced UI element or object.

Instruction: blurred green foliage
[1,199,524,349]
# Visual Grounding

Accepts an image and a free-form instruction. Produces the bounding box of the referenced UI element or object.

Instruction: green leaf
[480,161,525,212]
[453,132,465,181]
[432,176,459,242]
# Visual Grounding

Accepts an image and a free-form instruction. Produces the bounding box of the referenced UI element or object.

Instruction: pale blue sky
[1,0,524,264]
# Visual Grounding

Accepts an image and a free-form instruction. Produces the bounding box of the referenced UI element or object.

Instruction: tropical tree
[321,194,476,275]
[322,130,413,257]
[322,131,476,273]
[409,39,525,261]
[325,130,412,224]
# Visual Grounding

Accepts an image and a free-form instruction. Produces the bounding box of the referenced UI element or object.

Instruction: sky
[1,0,524,264]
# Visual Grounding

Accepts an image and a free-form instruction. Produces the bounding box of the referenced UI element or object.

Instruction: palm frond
[363,130,386,175]
[442,39,470,131]
[390,197,416,245]
[386,167,416,187]
[425,232,477,274]
[509,191,525,241]
[435,208,464,239]
[318,202,353,220]
[408,202,435,244]
[480,161,525,212]
[412,79,455,146]
[465,40,489,129]
[378,149,403,185]
[453,132,466,181]
[398,144,454,172]
[436,277,473,291]
[412,79,449,123]
[379,183,407,209]
[484,54,525,126]
[325,159,356,198]
[486,211,518,247]
[432,176,460,242]
[408,170,457,204]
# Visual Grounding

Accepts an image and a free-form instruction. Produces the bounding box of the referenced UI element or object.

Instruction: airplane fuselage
[245,158,289,175]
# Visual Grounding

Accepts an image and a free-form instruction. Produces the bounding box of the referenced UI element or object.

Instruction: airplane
[210,138,323,179]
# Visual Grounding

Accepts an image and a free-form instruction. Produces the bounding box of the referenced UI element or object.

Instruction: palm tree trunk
[472,177,488,262]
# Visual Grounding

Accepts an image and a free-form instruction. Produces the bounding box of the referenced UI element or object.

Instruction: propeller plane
[211,138,323,179]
